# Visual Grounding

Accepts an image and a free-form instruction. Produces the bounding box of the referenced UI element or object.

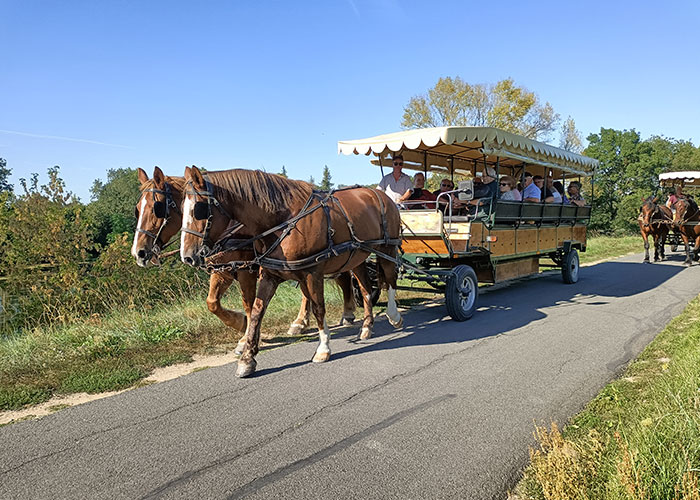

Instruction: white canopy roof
[659,171,700,186]
[338,126,598,177]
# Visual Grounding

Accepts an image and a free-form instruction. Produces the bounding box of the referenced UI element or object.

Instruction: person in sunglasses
[498,175,519,201]
[377,154,413,205]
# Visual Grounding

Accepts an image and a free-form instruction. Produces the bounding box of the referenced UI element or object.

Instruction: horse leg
[653,232,661,262]
[287,294,311,336]
[207,272,247,333]
[641,230,650,263]
[377,248,403,329]
[233,270,257,356]
[681,232,692,265]
[335,271,356,326]
[693,233,700,261]
[298,272,332,363]
[236,271,281,378]
[351,262,375,340]
[659,230,667,260]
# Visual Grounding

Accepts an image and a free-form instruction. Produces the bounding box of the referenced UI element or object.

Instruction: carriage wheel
[561,248,580,284]
[445,265,478,322]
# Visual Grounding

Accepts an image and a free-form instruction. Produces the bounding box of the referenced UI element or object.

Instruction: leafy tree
[279,166,288,178]
[86,168,141,246]
[559,117,583,153]
[0,158,12,193]
[320,165,333,191]
[401,77,560,141]
[308,175,317,188]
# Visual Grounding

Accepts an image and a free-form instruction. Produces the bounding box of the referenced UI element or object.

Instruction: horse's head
[131,166,183,267]
[180,165,232,268]
[673,197,697,227]
[639,196,658,228]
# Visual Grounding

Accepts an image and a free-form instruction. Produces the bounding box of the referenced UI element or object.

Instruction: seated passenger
[402,172,437,209]
[533,175,555,203]
[466,166,498,214]
[546,176,563,203]
[553,181,568,204]
[433,178,465,214]
[377,154,413,205]
[499,175,519,201]
[522,172,540,202]
[567,181,586,207]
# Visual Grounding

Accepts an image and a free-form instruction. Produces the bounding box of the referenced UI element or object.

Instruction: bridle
[182,175,236,259]
[675,198,700,226]
[136,183,180,257]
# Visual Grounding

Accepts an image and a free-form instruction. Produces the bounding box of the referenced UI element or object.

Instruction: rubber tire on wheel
[561,248,580,284]
[445,264,478,322]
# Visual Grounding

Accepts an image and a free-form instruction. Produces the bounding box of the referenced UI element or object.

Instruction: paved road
[2,252,700,500]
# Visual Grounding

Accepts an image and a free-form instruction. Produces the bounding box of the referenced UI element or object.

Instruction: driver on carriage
[666,185,685,212]
[376,153,413,205]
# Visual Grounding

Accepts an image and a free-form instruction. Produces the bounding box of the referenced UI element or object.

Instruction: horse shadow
[253,259,687,376]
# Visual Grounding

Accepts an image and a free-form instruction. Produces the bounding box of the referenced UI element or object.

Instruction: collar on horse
[137,183,180,256]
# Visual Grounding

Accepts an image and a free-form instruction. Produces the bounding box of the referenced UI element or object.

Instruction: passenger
[402,172,437,209]
[377,154,413,205]
[567,181,586,207]
[533,175,555,203]
[552,181,568,204]
[433,178,465,214]
[546,177,563,203]
[498,175,519,201]
[522,172,541,202]
[666,186,684,210]
[467,166,498,214]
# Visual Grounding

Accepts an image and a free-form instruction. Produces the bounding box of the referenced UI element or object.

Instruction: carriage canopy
[338,126,598,178]
[659,171,700,187]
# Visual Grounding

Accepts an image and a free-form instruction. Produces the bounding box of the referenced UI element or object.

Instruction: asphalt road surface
[2,252,700,500]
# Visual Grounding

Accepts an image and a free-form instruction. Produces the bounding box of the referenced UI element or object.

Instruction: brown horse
[638,196,672,263]
[673,197,700,265]
[180,166,403,378]
[131,167,357,352]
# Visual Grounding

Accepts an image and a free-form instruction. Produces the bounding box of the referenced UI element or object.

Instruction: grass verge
[513,295,700,500]
[0,235,645,413]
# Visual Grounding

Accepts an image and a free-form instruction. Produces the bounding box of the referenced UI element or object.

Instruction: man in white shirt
[377,154,413,205]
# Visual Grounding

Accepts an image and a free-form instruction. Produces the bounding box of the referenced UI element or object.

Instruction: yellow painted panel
[489,229,516,256]
[400,211,443,235]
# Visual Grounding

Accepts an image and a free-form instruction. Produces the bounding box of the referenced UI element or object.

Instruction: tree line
[1,76,699,334]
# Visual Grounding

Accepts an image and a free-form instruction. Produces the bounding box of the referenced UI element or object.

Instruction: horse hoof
[388,315,403,329]
[312,351,330,363]
[359,326,372,340]
[341,315,355,326]
[236,359,257,378]
[286,323,305,336]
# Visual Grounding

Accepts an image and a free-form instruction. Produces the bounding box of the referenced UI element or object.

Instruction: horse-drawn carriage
[658,171,700,250]
[339,127,598,321]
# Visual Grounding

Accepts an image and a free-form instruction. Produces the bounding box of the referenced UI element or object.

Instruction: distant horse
[131,167,357,352]
[673,197,700,265]
[638,196,672,263]
[180,166,403,378]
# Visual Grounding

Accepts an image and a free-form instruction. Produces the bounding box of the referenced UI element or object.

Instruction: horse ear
[153,166,165,187]
[641,196,646,202]
[190,165,206,188]
[137,168,149,185]
[184,166,192,181]
[652,196,659,203]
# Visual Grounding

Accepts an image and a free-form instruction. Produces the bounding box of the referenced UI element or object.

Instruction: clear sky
[2,0,699,201]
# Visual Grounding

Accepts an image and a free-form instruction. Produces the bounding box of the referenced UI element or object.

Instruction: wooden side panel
[539,227,558,253]
[494,257,539,282]
[488,228,515,256]
[401,236,449,256]
[557,226,573,247]
[470,223,484,246]
[573,225,587,244]
[516,228,539,254]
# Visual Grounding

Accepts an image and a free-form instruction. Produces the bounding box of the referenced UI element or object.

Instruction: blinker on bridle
[182,175,234,258]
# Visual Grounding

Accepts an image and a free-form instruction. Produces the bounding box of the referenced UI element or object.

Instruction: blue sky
[2,0,700,201]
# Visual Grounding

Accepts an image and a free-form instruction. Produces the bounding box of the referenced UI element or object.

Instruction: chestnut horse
[673,197,700,265]
[180,166,403,378]
[131,167,357,352]
[638,196,672,263]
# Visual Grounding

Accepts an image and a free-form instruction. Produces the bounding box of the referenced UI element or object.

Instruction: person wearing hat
[377,154,413,205]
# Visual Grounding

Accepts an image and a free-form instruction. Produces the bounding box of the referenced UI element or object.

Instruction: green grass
[0,236,649,413]
[514,295,700,500]
[580,235,642,264]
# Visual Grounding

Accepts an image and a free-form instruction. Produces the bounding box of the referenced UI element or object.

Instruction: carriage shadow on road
[254,259,689,376]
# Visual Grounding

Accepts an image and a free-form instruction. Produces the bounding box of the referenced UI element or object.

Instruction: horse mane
[204,169,313,213]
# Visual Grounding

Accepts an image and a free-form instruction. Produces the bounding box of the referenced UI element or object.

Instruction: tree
[86,168,141,246]
[401,77,560,141]
[0,158,12,193]
[308,175,317,188]
[279,166,288,178]
[320,165,333,191]
[559,116,583,153]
